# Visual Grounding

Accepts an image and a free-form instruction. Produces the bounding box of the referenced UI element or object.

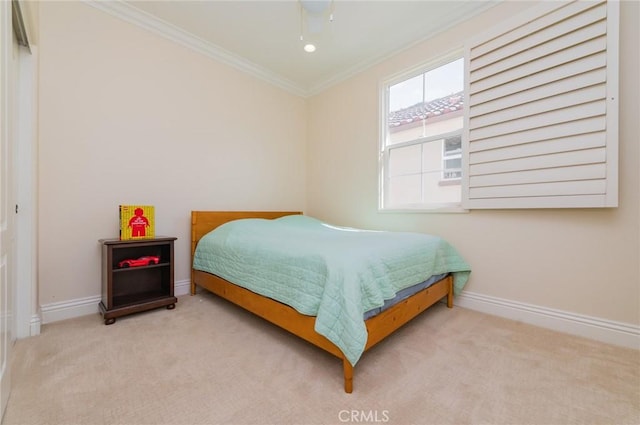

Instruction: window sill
[438,178,461,187]
[378,204,468,214]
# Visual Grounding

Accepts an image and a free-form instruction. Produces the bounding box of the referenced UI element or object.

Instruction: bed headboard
[190,210,301,271]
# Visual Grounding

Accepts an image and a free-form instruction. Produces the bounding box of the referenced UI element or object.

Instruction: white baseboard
[40,279,191,324]
[41,294,102,324]
[38,283,640,350]
[456,291,640,350]
[30,313,41,336]
[174,279,191,296]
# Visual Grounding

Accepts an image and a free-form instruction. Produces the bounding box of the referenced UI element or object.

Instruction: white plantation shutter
[462,0,619,209]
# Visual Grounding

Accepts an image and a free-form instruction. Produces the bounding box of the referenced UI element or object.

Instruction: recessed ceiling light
[304,44,316,53]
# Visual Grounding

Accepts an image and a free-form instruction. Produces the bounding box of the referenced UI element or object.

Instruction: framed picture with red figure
[119,205,155,240]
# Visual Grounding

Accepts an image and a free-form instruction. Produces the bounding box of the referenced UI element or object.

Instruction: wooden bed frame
[190,211,454,393]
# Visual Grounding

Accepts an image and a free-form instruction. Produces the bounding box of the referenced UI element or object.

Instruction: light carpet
[3,290,639,425]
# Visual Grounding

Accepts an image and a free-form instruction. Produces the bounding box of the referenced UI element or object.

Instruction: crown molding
[305,0,501,96]
[85,0,500,99]
[84,0,308,98]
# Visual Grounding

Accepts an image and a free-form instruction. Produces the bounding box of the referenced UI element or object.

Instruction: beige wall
[35,1,639,329]
[307,1,640,326]
[37,2,306,304]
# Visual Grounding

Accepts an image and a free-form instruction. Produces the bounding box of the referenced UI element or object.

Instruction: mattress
[363,273,448,320]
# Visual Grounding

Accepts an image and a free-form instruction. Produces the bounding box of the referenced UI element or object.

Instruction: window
[380,56,464,210]
[380,0,618,211]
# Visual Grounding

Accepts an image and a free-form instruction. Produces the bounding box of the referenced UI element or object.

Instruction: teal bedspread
[193,215,471,366]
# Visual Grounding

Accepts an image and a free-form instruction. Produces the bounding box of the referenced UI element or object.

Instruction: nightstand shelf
[99,236,177,325]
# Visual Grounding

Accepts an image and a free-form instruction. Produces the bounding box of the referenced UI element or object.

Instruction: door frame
[0,0,14,418]
[11,0,39,340]
[15,42,39,339]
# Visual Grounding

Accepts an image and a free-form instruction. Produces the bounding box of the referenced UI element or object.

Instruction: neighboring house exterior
[387,92,463,205]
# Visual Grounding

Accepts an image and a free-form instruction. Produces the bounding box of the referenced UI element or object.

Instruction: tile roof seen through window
[389,91,464,128]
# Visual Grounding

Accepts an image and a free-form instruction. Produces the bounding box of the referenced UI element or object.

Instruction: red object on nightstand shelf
[118,255,160,268]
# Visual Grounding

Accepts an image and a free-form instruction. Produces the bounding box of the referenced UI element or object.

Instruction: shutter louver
[462,0,618,209]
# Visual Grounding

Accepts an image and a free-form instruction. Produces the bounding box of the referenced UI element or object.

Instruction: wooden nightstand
[99,236,177,325]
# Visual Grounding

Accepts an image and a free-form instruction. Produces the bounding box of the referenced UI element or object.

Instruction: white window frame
[379,51,467,212]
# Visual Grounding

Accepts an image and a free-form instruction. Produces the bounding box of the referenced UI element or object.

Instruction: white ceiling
[119,1,498,96]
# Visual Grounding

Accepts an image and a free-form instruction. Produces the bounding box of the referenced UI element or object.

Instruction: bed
[190,211,471,393]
